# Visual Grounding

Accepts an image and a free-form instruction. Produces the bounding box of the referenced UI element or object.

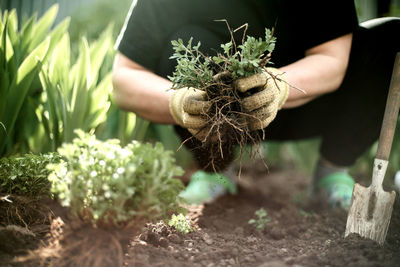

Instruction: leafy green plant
[0,5,69,156]
[169,25,275,89]
[0,153,61,198]
[168,213,193,234]
[248,208,270,231]
[168,22,277,168]
[47,130,185,227]
[37,25,114,150]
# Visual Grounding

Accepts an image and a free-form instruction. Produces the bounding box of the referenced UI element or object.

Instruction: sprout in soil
[168,213,193,234]
[248,207,270,231]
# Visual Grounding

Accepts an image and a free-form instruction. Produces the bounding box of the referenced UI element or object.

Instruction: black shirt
[117,0,358,73]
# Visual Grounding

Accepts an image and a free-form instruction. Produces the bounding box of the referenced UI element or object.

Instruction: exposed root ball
[19,217,139,267]
[185,72,265,172]
[0,195,51,227]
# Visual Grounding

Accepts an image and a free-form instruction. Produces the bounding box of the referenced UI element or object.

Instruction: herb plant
[168,213,193,234]
[0,153,61,198]
[248,208,270,231]
[47,130,185,227]
[168,22,277,168]
[169,25,276,90]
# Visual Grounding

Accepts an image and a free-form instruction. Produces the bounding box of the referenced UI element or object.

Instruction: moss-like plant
[47,130,185,227]
[0,153,61,198]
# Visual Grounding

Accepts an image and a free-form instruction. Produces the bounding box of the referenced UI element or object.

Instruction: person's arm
[281,33,353,108]
[112,33,353,124]
[112,53,175,124]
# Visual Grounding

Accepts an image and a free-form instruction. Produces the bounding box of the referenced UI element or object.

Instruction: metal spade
[345,52,400,245]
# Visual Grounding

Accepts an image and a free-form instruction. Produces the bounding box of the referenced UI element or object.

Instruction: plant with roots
[168,21,281,171]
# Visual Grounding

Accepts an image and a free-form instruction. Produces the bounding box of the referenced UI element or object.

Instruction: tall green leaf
[28,5,58,52]
[0,5,68,156]
[0,38,50,154]
[39,29,114,148]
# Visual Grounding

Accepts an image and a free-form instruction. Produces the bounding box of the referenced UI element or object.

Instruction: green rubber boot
[317,172,355,210]
[179,171,237,205]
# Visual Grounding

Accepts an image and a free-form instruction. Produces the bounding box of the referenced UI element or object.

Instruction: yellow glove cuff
[169,88,187,126]
[265,67,289,109]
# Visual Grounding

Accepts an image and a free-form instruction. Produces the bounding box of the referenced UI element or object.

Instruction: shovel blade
[345,183,396,245]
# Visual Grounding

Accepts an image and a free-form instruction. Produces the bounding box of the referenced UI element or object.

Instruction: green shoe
[317,172,355,210]
[179,171,237,204]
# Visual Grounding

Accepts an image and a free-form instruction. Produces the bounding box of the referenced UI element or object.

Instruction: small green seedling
[168,213,193,234]
[248,208,270,231]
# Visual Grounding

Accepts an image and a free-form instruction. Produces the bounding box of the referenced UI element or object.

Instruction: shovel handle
[376,52,400,161]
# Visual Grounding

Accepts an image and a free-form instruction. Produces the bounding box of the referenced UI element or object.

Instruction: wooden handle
[376,52,400,160]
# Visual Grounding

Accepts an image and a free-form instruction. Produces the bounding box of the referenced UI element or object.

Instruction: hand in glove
[234,67,289,131]
[169,88,212,141]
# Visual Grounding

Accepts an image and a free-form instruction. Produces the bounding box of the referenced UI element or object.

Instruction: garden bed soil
[1,159,400,266]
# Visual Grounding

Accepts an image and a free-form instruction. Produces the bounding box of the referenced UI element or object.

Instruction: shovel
[345,52,400,245]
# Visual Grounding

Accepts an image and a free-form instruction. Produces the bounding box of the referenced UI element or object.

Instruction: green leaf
[46,18,70,61]
[19,16,36,58]
[0,37,50,154]
[68,38,90,139]
[88,24,112,87]
[5,10,18,44]
[28,4,58,51]
[83,73,112,129]
[0,122,5,133]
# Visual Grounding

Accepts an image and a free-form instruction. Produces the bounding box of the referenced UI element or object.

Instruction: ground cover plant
[0,153,61,234]
[0,153,60,199]
[24,130,185,266]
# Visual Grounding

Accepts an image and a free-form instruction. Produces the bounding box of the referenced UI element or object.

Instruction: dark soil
[1,160,400,266]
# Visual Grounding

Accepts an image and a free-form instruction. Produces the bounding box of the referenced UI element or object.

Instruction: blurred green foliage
[0,6,69,157]
[68,0,132,44]
[37,25,113,150]
[48,130,185,226]
[0,153,61,198]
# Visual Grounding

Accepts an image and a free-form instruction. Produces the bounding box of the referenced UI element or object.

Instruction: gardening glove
[169,88,212,141]
[234,67,289,131]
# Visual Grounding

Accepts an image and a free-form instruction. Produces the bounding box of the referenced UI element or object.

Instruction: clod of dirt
[167,233,182,244]
[202,232,213,245]
[0,225,36,253]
